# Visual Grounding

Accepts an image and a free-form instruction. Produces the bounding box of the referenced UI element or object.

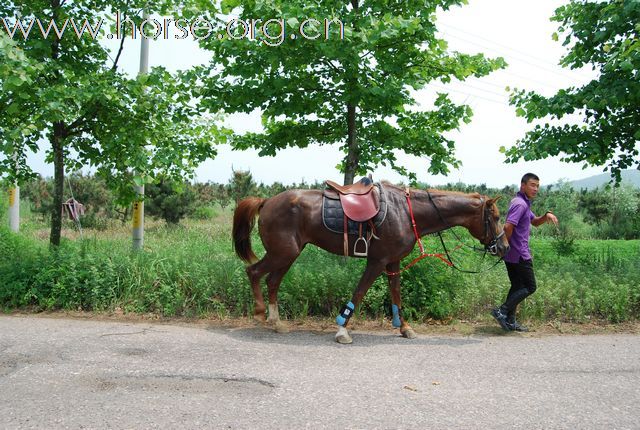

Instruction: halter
[481,199,505,256]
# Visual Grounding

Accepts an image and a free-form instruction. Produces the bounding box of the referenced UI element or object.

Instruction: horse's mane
[380,181,482,199]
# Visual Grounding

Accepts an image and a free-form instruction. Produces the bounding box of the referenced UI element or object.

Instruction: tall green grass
[1,207,639,323]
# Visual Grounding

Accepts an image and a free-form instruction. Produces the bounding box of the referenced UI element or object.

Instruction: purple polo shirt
[504,191,535,263]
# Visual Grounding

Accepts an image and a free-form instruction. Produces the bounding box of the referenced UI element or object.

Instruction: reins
[384,188,503,276]
[385,188,462,276]
[426,190,505,274]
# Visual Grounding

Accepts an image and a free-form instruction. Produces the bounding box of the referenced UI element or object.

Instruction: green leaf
[620,60,633,71]
[220,0,241,14]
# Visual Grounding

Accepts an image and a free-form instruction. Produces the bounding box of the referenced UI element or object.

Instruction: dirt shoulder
[5,310,640,337]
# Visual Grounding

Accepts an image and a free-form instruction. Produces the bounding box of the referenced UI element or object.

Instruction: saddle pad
[322,183,388,235]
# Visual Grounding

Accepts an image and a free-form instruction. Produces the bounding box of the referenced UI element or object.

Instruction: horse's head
[471,196,510,258]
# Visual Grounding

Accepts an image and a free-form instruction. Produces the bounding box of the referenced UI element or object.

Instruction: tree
[504,0,640,181]
[603,185,640,239]
[577,188,610,225]
[18,175,53,221]
[193,0,505,184]
[145,179,197,225]
[0,1,224,246]
[0,33,43,180]
[228,169,257,204]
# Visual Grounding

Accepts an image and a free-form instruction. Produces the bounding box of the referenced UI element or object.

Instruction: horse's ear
[488,195,502,205]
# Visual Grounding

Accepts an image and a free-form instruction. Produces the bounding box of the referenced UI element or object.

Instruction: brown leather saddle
[324,177,381,257]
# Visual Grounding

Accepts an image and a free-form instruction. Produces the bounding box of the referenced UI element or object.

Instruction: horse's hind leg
[246,257,275,322]
[265,264,294,333]
[247,249,299,330]
[386,261,416,339]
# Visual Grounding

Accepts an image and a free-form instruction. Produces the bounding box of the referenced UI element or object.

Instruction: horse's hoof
[335,326,352,344]
[401,328,417,339]
[274,321,289,334]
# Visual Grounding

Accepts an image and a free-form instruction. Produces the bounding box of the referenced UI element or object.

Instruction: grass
[1,204,639,326]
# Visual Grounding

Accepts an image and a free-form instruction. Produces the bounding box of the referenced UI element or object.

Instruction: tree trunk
[343,105,358,185]
[49,0,64,247]
[49,122,65,247]
[343,0,360,186]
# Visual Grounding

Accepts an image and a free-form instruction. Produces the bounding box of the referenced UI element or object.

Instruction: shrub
[192,205,218,220]
[145,179,198,225]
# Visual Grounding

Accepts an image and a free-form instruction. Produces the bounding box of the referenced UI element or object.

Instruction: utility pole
[8,185,19,232]
[132,12,149,251]
[8,151,19,232]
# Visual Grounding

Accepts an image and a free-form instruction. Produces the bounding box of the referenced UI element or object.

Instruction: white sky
[27,0,606,187]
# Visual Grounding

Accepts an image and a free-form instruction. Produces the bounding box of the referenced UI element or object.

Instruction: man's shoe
[491,308,510,331]
[507,321,529,332]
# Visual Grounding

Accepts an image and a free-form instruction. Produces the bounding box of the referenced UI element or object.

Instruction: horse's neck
[415,191,480,233]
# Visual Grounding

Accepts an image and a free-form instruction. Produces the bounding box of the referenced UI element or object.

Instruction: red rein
[384,189,457,276]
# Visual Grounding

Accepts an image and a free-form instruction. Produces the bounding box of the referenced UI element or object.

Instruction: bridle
[385,188,504,276]
[425,190,505,273]
[481,200,505,256]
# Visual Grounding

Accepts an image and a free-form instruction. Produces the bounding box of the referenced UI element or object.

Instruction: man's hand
[532,211,559,227]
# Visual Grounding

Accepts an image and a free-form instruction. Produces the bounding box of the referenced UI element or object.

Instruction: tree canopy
[193,0,505,184]
[0,0,224,245]
[504,0,640,181]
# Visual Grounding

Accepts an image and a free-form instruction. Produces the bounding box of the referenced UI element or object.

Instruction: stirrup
[353,236,368,257]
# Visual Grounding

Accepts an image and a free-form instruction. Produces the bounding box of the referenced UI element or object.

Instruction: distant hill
[553,169,640,190]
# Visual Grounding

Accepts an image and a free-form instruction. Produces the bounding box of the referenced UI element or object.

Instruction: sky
[26,0,607,188]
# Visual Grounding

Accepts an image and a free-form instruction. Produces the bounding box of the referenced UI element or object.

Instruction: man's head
[520,173,540,200]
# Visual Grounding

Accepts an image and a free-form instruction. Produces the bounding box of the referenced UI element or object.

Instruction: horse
[232,182,509,344]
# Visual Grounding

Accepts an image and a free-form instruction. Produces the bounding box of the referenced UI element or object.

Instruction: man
[491,173,558,332]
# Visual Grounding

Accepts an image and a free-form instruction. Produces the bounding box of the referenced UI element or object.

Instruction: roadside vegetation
[1,173,639,327]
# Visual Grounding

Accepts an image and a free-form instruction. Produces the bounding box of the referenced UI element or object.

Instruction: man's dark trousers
[501,258,537,320]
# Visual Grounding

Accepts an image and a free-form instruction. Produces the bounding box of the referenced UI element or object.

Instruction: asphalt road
[1,315,639,429]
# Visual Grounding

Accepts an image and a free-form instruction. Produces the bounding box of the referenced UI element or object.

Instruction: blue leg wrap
[336,301,355,326]
[392,304,401,328]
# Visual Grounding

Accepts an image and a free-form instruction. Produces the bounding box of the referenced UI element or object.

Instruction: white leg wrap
[267,303,280,323]
[335,325,352,344]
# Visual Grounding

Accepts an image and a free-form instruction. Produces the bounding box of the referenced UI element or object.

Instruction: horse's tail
[232,197,266,264]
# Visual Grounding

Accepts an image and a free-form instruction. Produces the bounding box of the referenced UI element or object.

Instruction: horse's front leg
[335,259,386,344]
[386,261,416,339]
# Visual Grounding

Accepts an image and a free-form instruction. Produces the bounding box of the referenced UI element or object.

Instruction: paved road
[1,315,639,429]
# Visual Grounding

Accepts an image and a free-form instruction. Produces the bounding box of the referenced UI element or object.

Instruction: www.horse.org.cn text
[1,13,345,46]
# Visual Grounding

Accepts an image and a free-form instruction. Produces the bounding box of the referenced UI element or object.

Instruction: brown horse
[232,182,509,343]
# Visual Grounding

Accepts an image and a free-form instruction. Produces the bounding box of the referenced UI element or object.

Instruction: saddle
[324,177,381,257]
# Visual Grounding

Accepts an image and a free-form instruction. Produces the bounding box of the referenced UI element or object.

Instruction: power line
[492,69,570,93]
[440,22,563,69]
[460,75,567,100]
[441,30,581,82]
[428,83,508,106]
[449,80,510,99]
[438,23,594,82]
